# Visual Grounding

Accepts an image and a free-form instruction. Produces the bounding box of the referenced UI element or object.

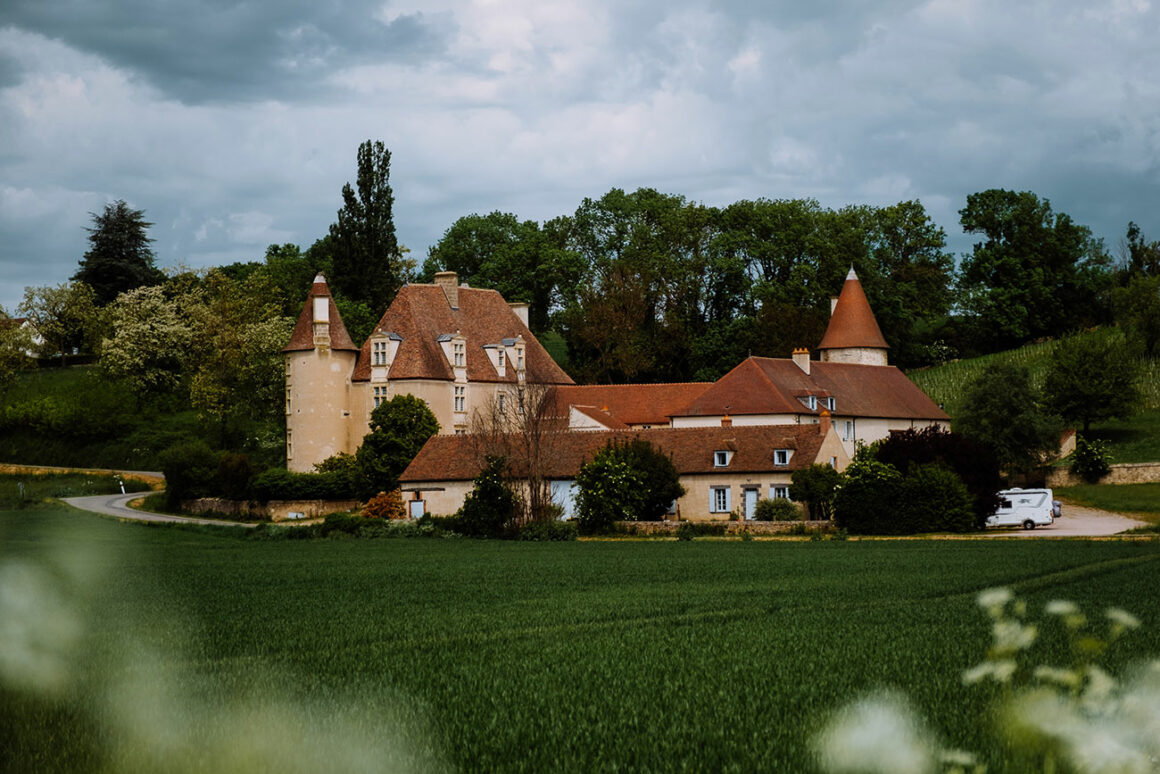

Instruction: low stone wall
[1048,463,1160,488]
[615,520,833,536]
[183,498,362,522]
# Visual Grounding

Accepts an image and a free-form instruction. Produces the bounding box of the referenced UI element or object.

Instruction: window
[518,387,525,414]
[498,393,506,412]
[711,486,731,513]
[830,456,838,468]
[286,429,292,460]
[774,449,789,466]
[770,486,790,500]
[825,396,836,411]
[373,386,388,408]
[714,451,732,467]
[799,395,817,411]
[517,349,525,370]
[843,420,854,441]
[498,349,505,368]
[455,428,466,436]
[373,340,388,366]
[285,387,291,414]
[454,386,465,413]
[453,342,465,367]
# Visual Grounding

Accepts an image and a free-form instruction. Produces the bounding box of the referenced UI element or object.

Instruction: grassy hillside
[3,509,1160,772]
[908,328,1160,417]
[909,329,1160,464]
[0,366,283,470]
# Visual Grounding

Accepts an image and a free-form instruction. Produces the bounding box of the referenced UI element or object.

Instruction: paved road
[980,502,1147,537]
[63,492,256,528]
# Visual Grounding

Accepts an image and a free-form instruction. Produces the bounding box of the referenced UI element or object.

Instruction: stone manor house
[284,268,949,519]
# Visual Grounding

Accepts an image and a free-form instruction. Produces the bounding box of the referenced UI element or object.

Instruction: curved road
[63,492,257,528]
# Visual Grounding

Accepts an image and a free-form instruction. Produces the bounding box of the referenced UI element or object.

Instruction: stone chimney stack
[792,347,810,374]
[721,414,733,427]
[819,409,832,435]
[508,302,530,327]
[434,271,459,309]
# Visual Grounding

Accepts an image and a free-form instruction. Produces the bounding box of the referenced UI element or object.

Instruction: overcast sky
[2,0,1159,312]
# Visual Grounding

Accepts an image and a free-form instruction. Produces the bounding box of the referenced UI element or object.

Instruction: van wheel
[1022,520,1035,530]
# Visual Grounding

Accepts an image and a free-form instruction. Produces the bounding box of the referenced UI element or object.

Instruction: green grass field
[1056,482,1160,520]
[4,507,1160,772]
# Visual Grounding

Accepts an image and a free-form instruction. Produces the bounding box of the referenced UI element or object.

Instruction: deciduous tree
[356,394,439,495]
[1043,333,1140,433]
[956,362,1061,472]
[18,282,100,363]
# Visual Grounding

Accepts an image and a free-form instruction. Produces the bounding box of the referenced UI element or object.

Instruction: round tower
[816,267,889,366]
[282,274,360,472]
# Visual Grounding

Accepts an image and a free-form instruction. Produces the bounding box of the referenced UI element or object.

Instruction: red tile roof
[350,283,573,384]
[400,424,827,483]
[283,277,360,352]
[547,383,714,426]
[569,404,631,430]
[817,269,889,351]
[675,357,949,421]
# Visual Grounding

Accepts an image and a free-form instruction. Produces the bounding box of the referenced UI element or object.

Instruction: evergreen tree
[329,140,403,311]
[73,200,164,305]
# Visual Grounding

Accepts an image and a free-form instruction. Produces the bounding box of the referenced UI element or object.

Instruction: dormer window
[498,349,505,368]
[453,342,465,367]
[714,451,733,467]
[372,340,388,366]
[799,395,817,411]
[824,396,836,411]
[774,449,790,466]
[517,349,525,371]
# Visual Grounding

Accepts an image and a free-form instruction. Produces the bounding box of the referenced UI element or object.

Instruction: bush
[363,489,407,520]
[458,456,519,538]
[159,441,222,509]
[1071,435,1112,483]
[676,522,696,541]
[836,451,976,535]
[575,439,685,534]
[833,451,904,535]
[518,520,578,541]
[315,452,367,497]
[754,498,802,521]
[897,463,976,533]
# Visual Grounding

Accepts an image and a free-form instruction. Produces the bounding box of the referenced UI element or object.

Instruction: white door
[744,488,758,520]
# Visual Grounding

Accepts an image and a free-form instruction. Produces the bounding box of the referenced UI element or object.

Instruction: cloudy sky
[2,0,1158,312]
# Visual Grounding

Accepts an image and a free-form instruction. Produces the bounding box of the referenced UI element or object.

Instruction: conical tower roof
[817,268,889,351]
[283,274,360,352]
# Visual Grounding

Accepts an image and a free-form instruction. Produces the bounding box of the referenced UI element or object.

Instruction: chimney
[819,409,832,435]
[830,296,839,315]
[721,414,733,427]
[508,302,529,327]
[792,347,810,374]
[434,271,459,309]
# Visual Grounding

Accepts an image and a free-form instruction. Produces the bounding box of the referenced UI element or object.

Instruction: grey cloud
[2,0,449,103]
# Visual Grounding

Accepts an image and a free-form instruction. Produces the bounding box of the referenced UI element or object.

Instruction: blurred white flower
[1046,600,1079,616]
[813,690,937,774]
[1106,608,1141,632]
[963,659,1017,685]
[993,620,1038,652]
[977,587,1013,614]
[0,559,82,695]
[1034,666,1082,689]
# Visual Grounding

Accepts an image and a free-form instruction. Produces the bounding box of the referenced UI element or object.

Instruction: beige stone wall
[400,481,474,516]
[182,498,361,521]
[286,349,358,472]
[618,520,830,535]
[839,418,949,457]
[819,347,888,366]
[352,379,517,440]
[671,413,799,429]
[674,471,796,521]
[1047,463,1160,489]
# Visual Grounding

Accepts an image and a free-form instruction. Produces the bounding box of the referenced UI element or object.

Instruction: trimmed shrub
[833,451,904,535]
[897,463,975,533]
[249,468,359,502]
[754,498,802,521]
[363,489,407,520]
[1071,436,1112,483]
[518,520,578,541]
[575,439,685,534]
[676,522,696,541]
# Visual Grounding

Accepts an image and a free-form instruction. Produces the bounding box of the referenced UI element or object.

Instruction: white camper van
[986,488,1055,530]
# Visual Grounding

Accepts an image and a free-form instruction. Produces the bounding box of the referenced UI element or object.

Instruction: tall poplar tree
[73,200,164,305]
[329,140,402,310]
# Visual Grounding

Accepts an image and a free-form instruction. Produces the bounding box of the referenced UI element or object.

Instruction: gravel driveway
[980,502,1148,537]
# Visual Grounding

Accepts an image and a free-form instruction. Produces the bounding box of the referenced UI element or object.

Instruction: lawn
[4,508,1160,772]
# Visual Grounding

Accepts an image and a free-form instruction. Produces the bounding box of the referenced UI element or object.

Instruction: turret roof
[282,274,360,352]
[817,268,889,351]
